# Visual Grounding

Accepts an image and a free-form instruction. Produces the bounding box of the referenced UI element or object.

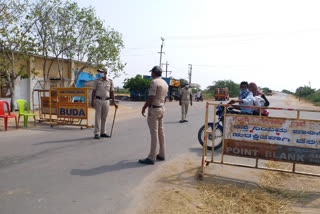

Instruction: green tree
[282,89,293,94]
[261,87,270,94]
[30,0,63,79]
[295,86,315,97]
[0,0,38,110]
[69,5,126,83]
[179,78,188,86]
[30,0,126,83]
[123,75,151,95]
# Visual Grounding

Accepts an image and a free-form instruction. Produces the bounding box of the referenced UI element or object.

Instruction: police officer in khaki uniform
[139,66,169,165]
[179,82,192,123]
[92,67,118,139]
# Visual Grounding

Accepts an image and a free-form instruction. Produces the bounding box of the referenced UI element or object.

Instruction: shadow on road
[70,160,145,176]
[33,137,95,145]
[164,121,181,124]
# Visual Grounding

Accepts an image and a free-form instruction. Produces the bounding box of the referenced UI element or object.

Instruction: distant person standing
[179,82,192,123]
[91,67,118,139]
[139,66,169,165]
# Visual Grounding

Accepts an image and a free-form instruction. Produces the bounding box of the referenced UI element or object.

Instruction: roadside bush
[295,86,315,97]
[117,89,129,94]
[123,75,151,94]
[306,91,320,103]
[282,89,293,94]
[293,86,320,105]
[261,87,271,94]
[202,91,213,100]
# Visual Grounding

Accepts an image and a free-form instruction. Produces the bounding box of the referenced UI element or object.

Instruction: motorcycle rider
[229,81,254,114]
[196,90,202,101]
[248,82,270,116]
[238,81,250,99]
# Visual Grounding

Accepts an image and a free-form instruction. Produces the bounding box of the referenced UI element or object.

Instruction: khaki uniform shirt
[180,88,192,101]
[149,77,169,106]
[93,78,114,98]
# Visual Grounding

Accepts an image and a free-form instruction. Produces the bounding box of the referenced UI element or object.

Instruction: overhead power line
[161,61,171,78]
[165,28,320,40]
[125,28,320,50]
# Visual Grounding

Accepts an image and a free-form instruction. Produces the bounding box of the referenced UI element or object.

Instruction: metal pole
[158,37,165,66]
[188,64,192,84]
[159,43,163,66]
[166,61,168,78]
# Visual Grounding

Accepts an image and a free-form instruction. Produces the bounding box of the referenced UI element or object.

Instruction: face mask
[99,73,105,78]
[185,85,189,88]
[240,88,248,93]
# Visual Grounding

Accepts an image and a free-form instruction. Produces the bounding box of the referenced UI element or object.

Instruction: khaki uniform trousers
[147,107,165,161]
[181,100,189,120]
[94,99,110,135]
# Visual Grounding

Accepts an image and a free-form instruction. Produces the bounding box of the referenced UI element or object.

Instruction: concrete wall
[2,77,43,111]
[33,57,71,79]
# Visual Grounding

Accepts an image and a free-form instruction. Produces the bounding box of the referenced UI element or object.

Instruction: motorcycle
[198,104,269,150]
[195,96,203,102]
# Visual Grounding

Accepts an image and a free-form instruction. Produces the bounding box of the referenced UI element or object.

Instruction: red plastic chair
[0,100,18,131]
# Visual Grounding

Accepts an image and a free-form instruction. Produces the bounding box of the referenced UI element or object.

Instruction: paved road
[0,97,207,214]
[0,92,318,214]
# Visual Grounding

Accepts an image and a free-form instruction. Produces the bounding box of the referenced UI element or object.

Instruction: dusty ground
[275,94,320,110]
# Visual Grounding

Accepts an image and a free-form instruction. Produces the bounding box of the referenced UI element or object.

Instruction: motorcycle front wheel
[198,123,223,150]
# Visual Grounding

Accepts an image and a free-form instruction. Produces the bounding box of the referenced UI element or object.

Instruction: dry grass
[259,161,293,187]
[196,161,304,214]
[198,182,300,214]
[139,158,306,214]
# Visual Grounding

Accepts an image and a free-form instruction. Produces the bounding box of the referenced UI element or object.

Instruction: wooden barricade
[199,102,320,179]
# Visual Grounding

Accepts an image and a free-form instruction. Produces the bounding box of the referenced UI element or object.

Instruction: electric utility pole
[158,37,165,66]
[188,64,192,84]
[162,61,170,78]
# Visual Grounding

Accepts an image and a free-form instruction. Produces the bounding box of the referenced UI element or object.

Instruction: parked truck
[214,88,229,101]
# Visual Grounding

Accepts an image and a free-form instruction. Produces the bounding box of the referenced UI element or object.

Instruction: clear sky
[76,0,320,92]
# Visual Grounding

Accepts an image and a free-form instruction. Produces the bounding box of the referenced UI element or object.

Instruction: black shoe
[156,155,165,161]
[184,120,188,122]
[94,134,100,139]
[100,133,110,138]
[138,158,154,165]
[179,120,185,123]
